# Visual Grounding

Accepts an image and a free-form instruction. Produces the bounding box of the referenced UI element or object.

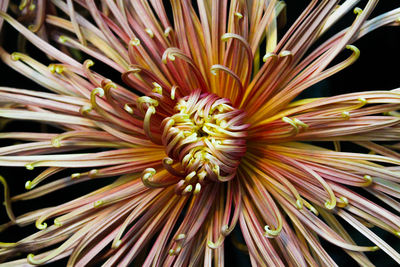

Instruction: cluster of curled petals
[0,0,399,266]
[161,89,249,187]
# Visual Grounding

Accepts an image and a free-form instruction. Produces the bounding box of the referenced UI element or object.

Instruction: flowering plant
[0,0,400,266]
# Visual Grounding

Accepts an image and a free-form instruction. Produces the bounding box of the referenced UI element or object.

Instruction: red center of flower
[160,90,249,192]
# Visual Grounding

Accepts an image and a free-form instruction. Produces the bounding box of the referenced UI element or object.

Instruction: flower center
[161,90,249,192]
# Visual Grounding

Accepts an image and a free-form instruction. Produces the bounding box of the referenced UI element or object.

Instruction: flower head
[0,1,400,266]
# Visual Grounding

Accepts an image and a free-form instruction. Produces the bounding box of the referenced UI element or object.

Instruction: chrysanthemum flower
[0,0,400,266]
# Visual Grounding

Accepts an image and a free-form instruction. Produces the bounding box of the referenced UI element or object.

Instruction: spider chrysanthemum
[0,0,400,266]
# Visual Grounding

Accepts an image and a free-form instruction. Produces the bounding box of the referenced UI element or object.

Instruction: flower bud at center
[161,90,249,190]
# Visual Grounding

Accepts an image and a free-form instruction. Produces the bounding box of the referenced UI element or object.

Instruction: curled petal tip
[84,59,94,67]
[163,157,174,165]
[93,200,104,207]
[337,196,349,208]
[48,64,64,74]
[295,199,303,209]
[221,225,230,235]
[164,27,172,37]
[372,246,380,251]
[357,97,367,106]
[25,181,32,190]
[282,117,299,134]
[112,239,122,249]
[185,171,196,182]
[145,28,154,38]
[263,52,276,62]
[264,225,281,237]
[102,80,117,91]
[193,183,201,195]
[341,111,350,120]
[51,138,61,148]
[279,50,292,57]
[129,38,140,46]
[19,1,27,10]
[207,240,221,249]
[71,173,81,179]
[27,254,37,265]
[363,175,373,186]
[27,24,35,32]
[25,163,34,171]
[307,205,319,216]
[169,247,181,256]
[58,36,68,44]
[221,33,230,42]
[89,169,98,178]
[234,12,243,19]
[183,184,193,194]
[170,86,178,100]
[144,168,156,176]
[346,45,360,57]
[175,233,186,241]
[354,7,363,15]
[35,221,47,230]
[124,104,134,114]
[11,52,21,61]
[152,82,162,95]
[324,200,336,210]
[54,219,62,227]
[168,54,176,61]
[293,118,308,130]
[92,88,105,98]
